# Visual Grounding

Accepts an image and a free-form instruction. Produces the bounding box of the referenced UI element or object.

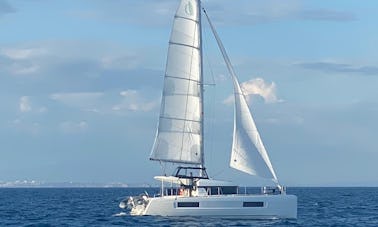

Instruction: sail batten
[169,42,200,50]
[150,0,203,165]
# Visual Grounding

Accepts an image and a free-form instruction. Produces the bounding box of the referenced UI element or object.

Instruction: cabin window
[206,186,238,195]
[243,202,264,207]
[165,188,178,196]
[221,186,238,194]
[177,202,199,207]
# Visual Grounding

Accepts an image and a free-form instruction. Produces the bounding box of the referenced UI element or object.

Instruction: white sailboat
[120,0,297,219]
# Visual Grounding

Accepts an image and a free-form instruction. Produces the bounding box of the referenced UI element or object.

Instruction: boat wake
[113,212,128,217]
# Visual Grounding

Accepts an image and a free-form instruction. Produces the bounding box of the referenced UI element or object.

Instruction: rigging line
[202,8,249,102]
[203,8,263,127]
[201,9,217,171]
[159,161,167,176]
[198,0,205,168]
[210,167,227,178]
[202,13,216,87]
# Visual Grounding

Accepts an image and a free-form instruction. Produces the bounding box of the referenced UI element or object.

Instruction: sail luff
[203,9,278,180]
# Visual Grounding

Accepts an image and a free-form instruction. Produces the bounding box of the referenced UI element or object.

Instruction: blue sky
[1,0,378,186]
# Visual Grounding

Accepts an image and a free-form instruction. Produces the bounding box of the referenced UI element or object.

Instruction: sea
[0,187,377,226]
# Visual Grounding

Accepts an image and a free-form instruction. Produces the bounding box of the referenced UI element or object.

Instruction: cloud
[296,62,378,76]
[0,43,144,78]
[11,64,40,75]
[120,90,137,97]
[241,78,280,103]
[19,96,32,112]
[0,0,15,16]
[1,48,47,60]
[17,96,47,114]
[204,0,356,25]
[59,121,88,134]
[223,78,281,105]
[100,55,140,70]
[0,41,162,95]
[69,0,178,27]
[49,90,158,114]
[68,0,355,28]
[10,119,40,135]
[113,89,158,112]
[38,107,48,113]
[298,9,356,21]
[0,48,47,75]
[50,92,104,108]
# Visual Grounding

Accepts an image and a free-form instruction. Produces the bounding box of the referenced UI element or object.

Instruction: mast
[198,0,205,169]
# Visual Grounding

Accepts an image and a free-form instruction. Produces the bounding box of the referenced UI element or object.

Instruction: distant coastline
[1,180,377,188]
[0,180,154,188]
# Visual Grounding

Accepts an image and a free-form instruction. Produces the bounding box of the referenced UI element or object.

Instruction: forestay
[150,0,203,165]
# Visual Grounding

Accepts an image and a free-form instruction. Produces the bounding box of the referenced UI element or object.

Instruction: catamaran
[119,0,297,218]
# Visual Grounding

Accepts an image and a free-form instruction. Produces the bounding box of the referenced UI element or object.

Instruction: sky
[1,0,378,187]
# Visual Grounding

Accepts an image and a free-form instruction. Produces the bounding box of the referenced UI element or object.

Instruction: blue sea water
[0,187,377,226]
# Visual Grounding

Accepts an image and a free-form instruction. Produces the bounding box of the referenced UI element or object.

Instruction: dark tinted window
[207,186,238,195]
[243,202,264,207]
[221,186,238,194]
[177,202,199,207]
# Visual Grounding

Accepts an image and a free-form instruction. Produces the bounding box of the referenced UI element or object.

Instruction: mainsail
[150,0,203,164]
[203,10,278,180]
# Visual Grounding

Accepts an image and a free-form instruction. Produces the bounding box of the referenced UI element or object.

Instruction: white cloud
[113,89,158,112]
[112,105,121,111]
[18,96,48,114]
[1,48,46,60]
[1,48,46,75]
[84,108,100,113]
[19,96,32,112]
[49,90,158,114]
[100,55,140,70]
[223,78,281,105]
[86,0,354,28]
[120,90,137,97]
[205,0,355,25]
[11,64,40,75]
[10,118,40,135]
[59,121,88,134]
[69,0,178,27]
[241,78,281,103]
[38,107,48,113]
[50,92,103,108]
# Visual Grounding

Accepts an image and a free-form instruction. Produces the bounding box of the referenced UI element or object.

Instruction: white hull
[132,194,297,219]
